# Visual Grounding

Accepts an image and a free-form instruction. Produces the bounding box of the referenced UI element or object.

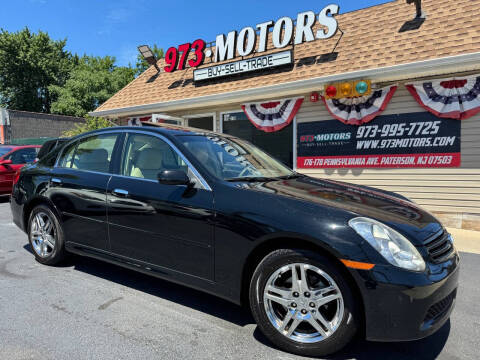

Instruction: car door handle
[51,178,62,184]
[112,189,129,197]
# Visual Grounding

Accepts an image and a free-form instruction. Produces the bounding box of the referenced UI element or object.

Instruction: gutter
[90,51,480,118]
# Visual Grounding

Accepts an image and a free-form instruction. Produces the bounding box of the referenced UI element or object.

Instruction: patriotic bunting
[322,86,397,125]
[406,75,480,120]
[241,97,304,132]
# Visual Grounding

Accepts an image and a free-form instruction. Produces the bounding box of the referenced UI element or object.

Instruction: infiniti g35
[10,125,459,357]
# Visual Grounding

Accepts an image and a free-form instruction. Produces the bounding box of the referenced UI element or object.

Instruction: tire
[249,249,359,357]
[28,204,67,265]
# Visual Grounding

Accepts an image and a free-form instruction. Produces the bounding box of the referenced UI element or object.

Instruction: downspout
[0,108,9,144]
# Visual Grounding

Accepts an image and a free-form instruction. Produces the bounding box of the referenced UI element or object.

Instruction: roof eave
[90,51,480,118]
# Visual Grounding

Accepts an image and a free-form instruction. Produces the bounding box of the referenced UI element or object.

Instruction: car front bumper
[353,251,459,342]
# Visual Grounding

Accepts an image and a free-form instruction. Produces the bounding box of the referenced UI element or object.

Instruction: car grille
[424,289,457,323]
[423,231,454,263]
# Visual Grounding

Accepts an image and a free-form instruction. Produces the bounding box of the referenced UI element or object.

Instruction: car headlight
[349,217,425,272]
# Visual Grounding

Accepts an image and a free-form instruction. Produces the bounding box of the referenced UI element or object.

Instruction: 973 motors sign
[297,112,461,169]
[162,5,339,80]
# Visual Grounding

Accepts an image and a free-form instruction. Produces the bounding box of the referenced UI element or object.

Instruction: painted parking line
[446,227,480,255]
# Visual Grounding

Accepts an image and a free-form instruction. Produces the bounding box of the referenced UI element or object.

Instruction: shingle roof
[94,0,480,114]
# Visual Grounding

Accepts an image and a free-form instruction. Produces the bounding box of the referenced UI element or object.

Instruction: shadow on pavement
[0,196,10,204]
[72,252,254,327]
[21,243,451,359]
[254,320,450,359]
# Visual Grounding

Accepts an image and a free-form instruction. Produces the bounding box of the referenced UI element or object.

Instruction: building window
[188,116,214,131]
[221,111,293,168]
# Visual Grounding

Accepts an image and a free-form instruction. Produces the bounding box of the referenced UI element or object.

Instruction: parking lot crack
[98,296,123,310]
[0,258,27,279]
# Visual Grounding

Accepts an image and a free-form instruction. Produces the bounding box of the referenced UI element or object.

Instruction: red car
[0,145,41,196]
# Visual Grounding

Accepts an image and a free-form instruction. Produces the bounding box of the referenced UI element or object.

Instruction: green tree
[50,55,135,117]
[0,27,72,112]
[134,44,164,76]
[63,115,114,137]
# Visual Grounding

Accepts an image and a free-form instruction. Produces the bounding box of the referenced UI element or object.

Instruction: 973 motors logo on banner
[163,4,339,75]
[297,113,462,169]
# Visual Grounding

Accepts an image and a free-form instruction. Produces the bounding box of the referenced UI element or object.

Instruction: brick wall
[7,110,84,141]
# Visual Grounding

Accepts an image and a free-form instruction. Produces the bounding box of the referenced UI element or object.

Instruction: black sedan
[10,125,459,357]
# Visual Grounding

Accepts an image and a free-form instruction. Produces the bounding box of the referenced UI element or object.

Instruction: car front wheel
[249,249,359,357]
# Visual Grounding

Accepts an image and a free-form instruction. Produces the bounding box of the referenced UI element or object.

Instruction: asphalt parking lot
[0,199,479,360]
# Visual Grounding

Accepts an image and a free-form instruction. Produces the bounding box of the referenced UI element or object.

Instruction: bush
[63,115,114,137]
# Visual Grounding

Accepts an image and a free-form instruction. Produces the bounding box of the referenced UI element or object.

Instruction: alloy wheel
[30,211,56,258]
[263,263,344,343]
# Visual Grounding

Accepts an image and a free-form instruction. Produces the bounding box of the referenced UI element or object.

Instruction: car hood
[234,176,442,244]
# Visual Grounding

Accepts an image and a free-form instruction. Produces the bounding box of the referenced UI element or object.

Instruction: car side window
[58,134,119,173]
[6,148,38,164]
[121,134,189,181]
[58,142,76,168]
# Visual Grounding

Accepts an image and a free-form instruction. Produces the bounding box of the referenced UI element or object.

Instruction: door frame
[183,112,217,132]
[219,110,298,170]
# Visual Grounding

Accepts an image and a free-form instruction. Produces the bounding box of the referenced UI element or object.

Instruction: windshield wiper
[226,173,303,182]
[277,173,304,180]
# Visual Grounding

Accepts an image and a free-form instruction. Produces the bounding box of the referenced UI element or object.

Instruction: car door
[0,147,38,193]
[106,131,215,280]
[48,132,122,251]
[0,150,14,193]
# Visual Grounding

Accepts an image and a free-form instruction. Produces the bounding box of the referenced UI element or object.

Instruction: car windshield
[178,134,295,181]
[0,147,13,157]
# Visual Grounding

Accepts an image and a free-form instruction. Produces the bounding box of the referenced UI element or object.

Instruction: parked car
[0,144,40,196]
[36,138,70,161]
[10,125,459,357]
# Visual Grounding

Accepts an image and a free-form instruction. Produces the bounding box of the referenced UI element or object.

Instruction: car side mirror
[157,169,191,186]
[0,159,12,166]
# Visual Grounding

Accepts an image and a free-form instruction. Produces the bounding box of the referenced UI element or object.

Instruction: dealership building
[91,0,480,230]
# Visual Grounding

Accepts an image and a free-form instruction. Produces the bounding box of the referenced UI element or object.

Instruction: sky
[2,0,391,67]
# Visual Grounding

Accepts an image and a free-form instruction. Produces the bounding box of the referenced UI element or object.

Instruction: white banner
[194,51,292,81]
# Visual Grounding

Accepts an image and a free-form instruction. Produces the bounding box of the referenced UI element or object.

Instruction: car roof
[78,123,233,139]
[40,138,69,146]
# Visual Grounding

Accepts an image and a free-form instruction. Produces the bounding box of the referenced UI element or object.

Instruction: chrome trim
[112,188,129,196]
[423,228,445,245]
[109,173,158,184]
[54,129,126,168]
[54,128,212,191]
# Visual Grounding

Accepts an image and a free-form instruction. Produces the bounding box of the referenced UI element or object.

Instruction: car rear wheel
[28,204,66,265]
[249,249,359,357]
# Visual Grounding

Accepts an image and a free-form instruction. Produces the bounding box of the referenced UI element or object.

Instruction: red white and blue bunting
[406,75,480,120]
[322,86,397,125]
[241,97,304,132]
